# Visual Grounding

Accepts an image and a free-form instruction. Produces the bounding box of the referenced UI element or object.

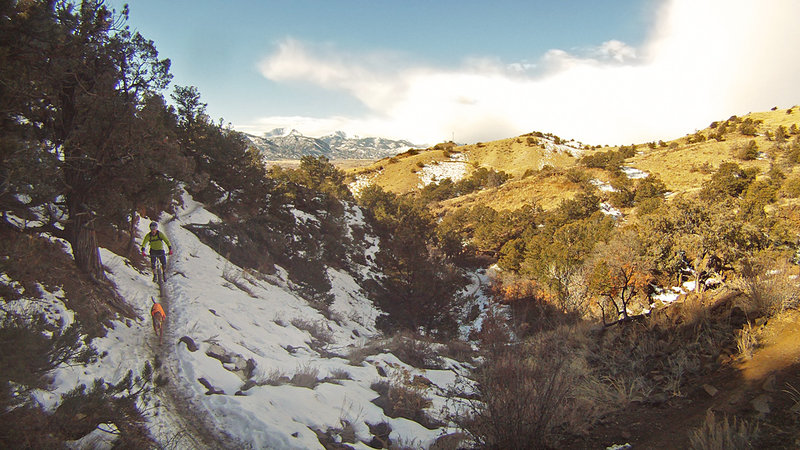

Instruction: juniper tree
[0,1,182,278]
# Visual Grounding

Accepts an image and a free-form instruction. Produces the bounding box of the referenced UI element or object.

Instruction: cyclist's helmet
[149,222,158,230]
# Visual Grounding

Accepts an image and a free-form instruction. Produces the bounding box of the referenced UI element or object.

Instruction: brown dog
[150,298,166,342]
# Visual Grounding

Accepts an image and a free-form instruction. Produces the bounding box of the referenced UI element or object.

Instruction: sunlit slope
[347,134,584,195]
[348,106,800,213]
[629,108,800,193]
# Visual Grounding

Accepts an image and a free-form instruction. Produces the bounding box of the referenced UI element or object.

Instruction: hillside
[4,101,800,448]
[348,107,800,216]
[3,3,800,445]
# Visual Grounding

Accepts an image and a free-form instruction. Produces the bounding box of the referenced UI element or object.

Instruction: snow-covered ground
[591,179,617,192]
[417,153,470,188]
[348,170,382,197]
[621,166,649,179]
[8,192,471,449]
[540,137,584,158]
[600,201,623,218]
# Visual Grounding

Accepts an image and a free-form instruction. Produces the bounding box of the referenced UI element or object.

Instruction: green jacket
[141,230,172,252]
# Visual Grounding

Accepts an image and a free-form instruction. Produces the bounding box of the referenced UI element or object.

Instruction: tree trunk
[67,196,106,282]
[127,211,140,257]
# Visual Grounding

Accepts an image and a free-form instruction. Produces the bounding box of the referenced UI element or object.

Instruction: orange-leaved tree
[586,229,654,324]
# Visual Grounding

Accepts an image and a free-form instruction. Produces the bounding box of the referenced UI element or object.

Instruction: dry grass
[290,317,334,344]
[688,410,758,450]
[350,108,800,220]
[221,264,257,298]
[290,364,321,388]
[734,256,800,317]
[630,109,799,194]
[348,135,581,199]
[784,383,800,415]
[435,169,583,214]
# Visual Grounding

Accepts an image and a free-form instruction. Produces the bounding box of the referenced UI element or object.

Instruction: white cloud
[248,0,800,146]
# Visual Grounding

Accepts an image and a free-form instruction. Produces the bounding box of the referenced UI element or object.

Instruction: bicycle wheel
[154,259,163,284]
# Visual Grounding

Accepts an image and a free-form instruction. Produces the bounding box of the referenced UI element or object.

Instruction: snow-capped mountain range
[247,128,418,160]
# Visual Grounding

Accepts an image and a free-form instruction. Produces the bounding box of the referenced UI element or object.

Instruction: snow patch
[349,170,382,197]
[600,202,622,217]
[621,166,649,179]
[417,153,470,188]
[591,179,617,192]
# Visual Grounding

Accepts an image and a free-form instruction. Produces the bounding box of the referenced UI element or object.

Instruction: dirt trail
[740,310,800,381]
[566,309,800,449]
[153,272,248,449]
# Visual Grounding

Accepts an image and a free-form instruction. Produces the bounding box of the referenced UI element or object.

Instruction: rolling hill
[347,106,800,215]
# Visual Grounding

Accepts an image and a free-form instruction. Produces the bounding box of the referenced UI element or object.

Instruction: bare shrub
[388,369,434,425]
[290,364,320,389]
[386,331,443,369]
[221,264,257,297]
[735,323,757,360]
[689,410,757,450]
[448,324,595,449]
[291,318,334,344]
[442,338,475,363]
[328,368,352,381]
[373,368,436,429]
[448,349,576,448]
[734,257,800,317]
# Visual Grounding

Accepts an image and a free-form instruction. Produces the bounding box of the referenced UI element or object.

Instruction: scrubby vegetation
[2,2,799,447]
[418,167,510,204]
[432,114,800,447]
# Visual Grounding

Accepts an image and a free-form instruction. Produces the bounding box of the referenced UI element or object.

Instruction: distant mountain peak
[247,130,419,160]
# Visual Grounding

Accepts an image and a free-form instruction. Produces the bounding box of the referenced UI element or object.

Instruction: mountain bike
[153,254,167,285]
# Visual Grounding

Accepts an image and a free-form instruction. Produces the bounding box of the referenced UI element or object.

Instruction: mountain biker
[141,222,172,282]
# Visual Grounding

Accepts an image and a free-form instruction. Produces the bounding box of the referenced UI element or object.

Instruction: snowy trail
[148,217,248,449]
[78,192,469,448]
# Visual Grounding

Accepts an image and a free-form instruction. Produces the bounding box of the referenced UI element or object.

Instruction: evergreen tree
[0,1,180,279]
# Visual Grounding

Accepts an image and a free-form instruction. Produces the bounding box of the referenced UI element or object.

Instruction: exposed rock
[761,374,776,392]
[430,432,467,450]
[751,394,771,415]
[702,384,719,397]
[206,343,232,363]
[198,377,225,395]
[240,379,258,392]
[179,336,198,352]
[412,375,433,387]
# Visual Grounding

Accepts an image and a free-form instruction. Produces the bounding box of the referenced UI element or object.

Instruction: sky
[109,0,800,146]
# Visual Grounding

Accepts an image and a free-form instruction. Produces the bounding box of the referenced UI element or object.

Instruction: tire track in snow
[153,259,249,449]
